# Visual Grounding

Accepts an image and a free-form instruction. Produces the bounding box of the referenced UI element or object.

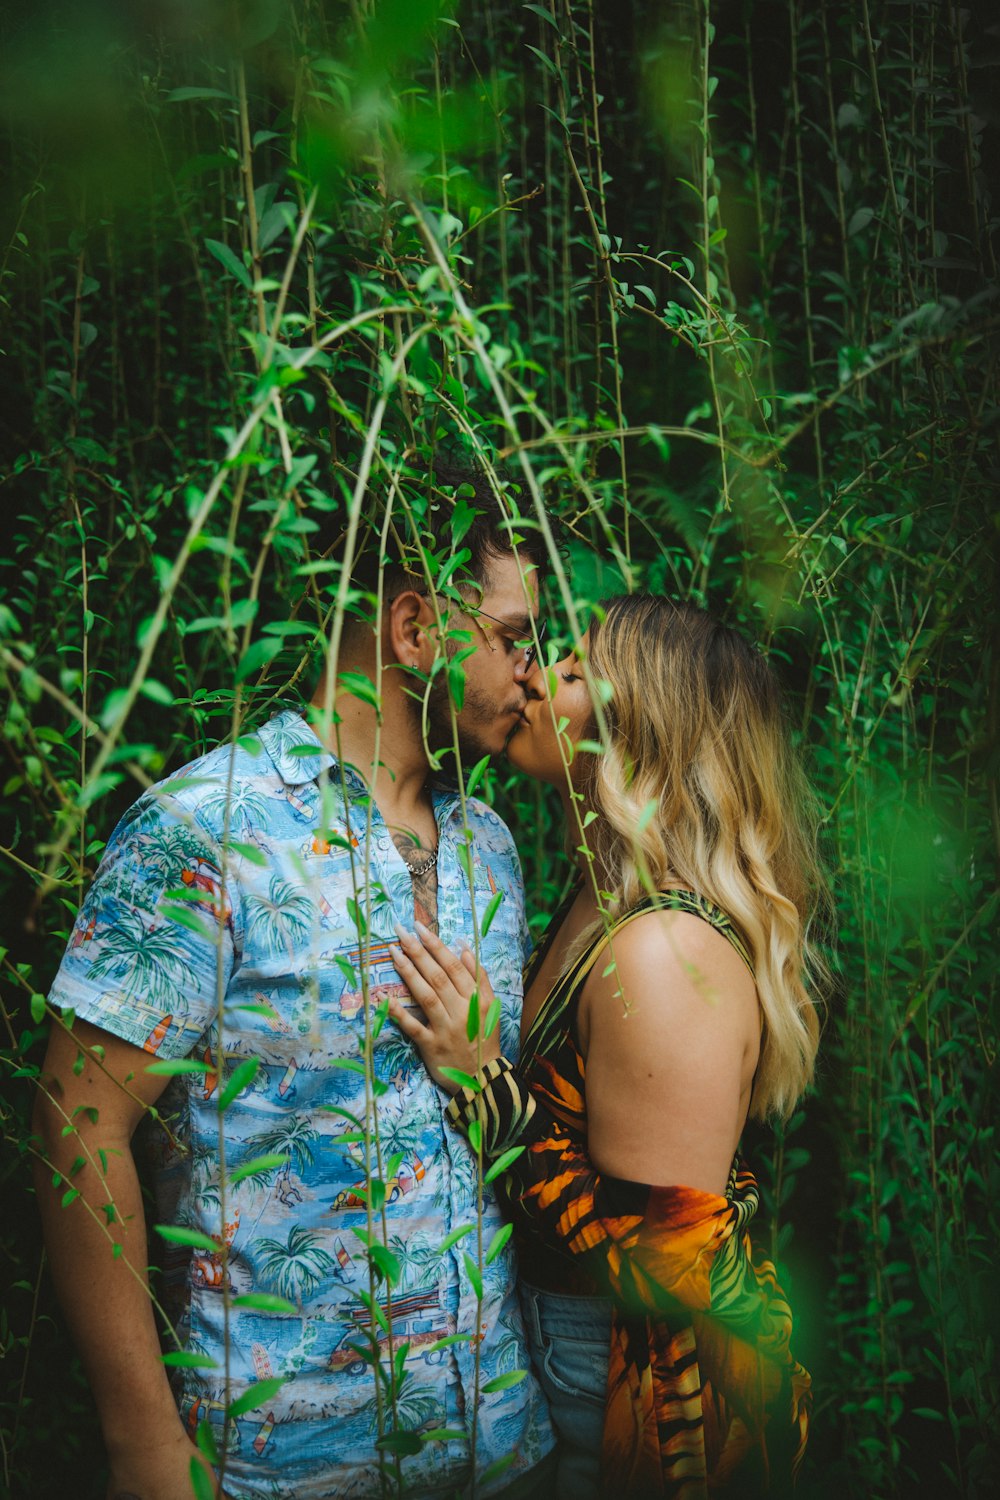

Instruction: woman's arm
[580,910,759,1194]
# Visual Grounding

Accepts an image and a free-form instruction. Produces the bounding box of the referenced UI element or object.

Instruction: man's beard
[424,674,521,768]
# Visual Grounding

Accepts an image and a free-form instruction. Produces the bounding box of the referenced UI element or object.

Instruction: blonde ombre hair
[581,595,827,1121]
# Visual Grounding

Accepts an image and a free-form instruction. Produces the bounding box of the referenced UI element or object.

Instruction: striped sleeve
[444,1056,538,1156]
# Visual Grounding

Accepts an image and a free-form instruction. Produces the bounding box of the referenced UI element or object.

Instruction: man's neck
[309,655,434,830]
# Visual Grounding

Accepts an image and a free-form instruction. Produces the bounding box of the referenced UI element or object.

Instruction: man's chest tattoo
[389,828,439,932]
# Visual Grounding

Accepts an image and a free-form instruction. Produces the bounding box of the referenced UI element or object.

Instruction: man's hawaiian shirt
[48,709,554,1499]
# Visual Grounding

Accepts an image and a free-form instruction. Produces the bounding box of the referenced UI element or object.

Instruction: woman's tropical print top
[447,889,812,1498]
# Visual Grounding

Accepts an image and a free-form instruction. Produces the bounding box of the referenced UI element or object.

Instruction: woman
[388,595,824,1498]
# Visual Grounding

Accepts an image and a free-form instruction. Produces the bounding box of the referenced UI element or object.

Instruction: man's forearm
[33,1099,185,1459]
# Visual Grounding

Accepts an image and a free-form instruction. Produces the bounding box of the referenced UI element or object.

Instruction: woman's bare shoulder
[579,910,760,1190]
[595,905,755,1004]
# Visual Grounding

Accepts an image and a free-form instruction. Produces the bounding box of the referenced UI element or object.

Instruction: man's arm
[33,1017,217,1500]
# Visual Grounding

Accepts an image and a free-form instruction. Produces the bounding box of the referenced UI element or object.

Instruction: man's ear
[387,589,435,670]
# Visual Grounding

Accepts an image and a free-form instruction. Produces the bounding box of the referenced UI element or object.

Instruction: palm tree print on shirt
[245,875,314,956]
[86,907,192,1006]
[197,780,272,831]
[132,817,213,885]
[387,1232,442,1293]
[256,1226,337,1302]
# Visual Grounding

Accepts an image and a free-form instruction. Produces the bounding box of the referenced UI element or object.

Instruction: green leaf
[30,992,46,1024]
[160,904,216,940]
[189,1456,216,1500]
[466,1118,482,1154]
[437,1223,475,1255]
[439,1067,479,1092]
[195,1417,220,1465]
[231,1293,298,1314]
[636,797,658,834]
[369,1178,387,1212]
[230,1151,288,1185]
[480,889,504,937]
[226,1376,286,1419]
[219,1057,260,1113]
[481,1368,527,1393]
[338,670,381,709]
[484,1145,525,1185]
[205,237,251,289]
[160,1351,220,1369]
[155,1224,219,1253]
[424,1333,474,1354]
[480,1452,517,1485]
[227,840,268,867]
[525,42,560,79]
[465,988,480,1042]
[368,1242,401,1284]
[139,678,174,706]
[523,5,559,30]
[463,754,491,797]
[485,1222,513,1265]
[167,86,235,103]
[375,1430,424,1457]
[463,1250,483,1300]
[236,636,283,682]
[320,1105,364,1127]
[446,656,467,712]
[358,1290,389,1334]
[483,996,501,1037]
[145,1058,210,1076]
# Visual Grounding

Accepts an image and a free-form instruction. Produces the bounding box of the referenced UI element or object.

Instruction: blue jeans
[519,1283,612,1500]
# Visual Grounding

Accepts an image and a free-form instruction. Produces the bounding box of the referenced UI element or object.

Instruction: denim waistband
[520,1280,614,1345]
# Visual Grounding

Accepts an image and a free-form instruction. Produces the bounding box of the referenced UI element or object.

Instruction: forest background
[0,0,997,1497]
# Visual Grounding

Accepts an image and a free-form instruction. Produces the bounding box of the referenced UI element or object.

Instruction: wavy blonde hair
[579,595,827,1121]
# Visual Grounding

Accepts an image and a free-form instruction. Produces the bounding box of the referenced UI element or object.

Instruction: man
[34,463,555,1500]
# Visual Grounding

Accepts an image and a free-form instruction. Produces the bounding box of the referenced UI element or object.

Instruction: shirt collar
[257,708,340,789]
[258,708,470,822]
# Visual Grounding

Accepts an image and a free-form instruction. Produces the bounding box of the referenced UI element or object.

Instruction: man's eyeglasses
[387,588,546,670]
[468,608,547,671]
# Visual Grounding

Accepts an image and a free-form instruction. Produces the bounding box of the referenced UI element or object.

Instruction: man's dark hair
[331,449,544,610]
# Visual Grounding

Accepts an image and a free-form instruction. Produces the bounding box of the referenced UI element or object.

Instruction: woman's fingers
[395,922,471,999]
[385,993,431,1044]
[460,945,496,1005]
[386,926,502,1092]
[460,947,478,978]
[388,940,441,1009]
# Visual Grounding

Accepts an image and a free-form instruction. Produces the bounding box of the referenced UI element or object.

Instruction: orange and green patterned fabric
[446,889,812,1497]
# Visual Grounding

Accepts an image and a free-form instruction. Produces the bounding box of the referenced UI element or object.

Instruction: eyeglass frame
[465,606,547,671]
[386,585,547,671]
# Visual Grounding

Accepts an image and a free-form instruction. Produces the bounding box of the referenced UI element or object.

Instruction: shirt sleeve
[47,784,239,1060]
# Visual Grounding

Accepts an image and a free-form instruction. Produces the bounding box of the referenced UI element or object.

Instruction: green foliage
[1,0,997,1497]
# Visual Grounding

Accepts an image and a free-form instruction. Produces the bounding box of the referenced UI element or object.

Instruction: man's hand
[387,921,501,1091]
[106,1428,227,1500]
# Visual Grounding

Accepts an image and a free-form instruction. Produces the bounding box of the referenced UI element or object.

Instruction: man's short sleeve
[47,785,237,1060]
